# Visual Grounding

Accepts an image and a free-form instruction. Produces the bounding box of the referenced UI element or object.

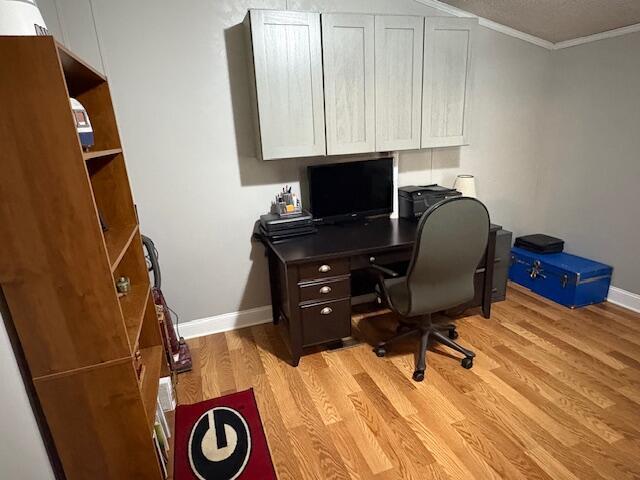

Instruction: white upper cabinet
[247,10,326,160]
[38,0,105,73]
[375,16,424,151]
[245,11,478,159]
[322,14,376,156]
[421,17,477,148]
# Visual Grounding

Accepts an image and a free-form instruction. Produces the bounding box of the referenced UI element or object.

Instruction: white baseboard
[178,305,272,340]
[607,286,640,313]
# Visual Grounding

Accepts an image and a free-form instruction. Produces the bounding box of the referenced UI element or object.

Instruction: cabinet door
[421,17,476,148]
[322,14,375,155]
[249,10,325,160]
[38,0,105,73]
[375,16,424,151]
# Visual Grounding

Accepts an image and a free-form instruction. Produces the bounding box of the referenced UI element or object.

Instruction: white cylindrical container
[453,174,477,198]
[0,0,48,36]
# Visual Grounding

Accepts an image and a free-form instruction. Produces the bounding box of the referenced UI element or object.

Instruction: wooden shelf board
[104,224,138,272]
[83,148,122,162]
[121,284,151,351]
[140,345,163,432]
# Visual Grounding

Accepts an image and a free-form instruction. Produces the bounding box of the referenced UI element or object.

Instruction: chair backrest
[404,197,490,316]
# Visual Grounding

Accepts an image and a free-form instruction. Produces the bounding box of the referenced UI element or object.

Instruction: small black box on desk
[398,185,462,220]
[259,211,316,241]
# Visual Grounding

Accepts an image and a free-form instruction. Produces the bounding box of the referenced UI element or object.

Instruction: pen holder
[272,188,302,216]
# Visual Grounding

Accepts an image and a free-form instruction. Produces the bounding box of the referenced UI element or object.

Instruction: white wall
[538,32,640,294]
[44,0,548,323]
[39,0,640,316]
[0,310,55,480]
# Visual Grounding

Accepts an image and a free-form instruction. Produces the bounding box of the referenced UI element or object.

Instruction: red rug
[174,389,277,480]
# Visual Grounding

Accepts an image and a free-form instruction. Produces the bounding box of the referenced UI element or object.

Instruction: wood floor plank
[252,373,305,480]
[205,333,237,395]
[175,287,640,480]
[404,414,480,480]
[473,366,581,447]
[353,372,436,470]
[501,301,628,370]
[348,390,423,480]
[491,345,625,443]
[298,359,343,426]
[251,324,304,429]
[198,333,221,399]
[329,420,375,480]
[451,417,552,480]
[473,382,610,480]
[411,406,504,480]
[350,347,418,417]
[321,350,362,394]
[281,360,351,480]
[617,384,640,405]
[525,447,581,480]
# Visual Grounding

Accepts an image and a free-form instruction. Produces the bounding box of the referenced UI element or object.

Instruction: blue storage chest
[509,247,613,308]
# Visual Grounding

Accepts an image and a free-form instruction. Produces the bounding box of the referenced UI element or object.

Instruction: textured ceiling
[439,0,640,43]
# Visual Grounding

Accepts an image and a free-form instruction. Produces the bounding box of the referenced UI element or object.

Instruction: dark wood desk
[255,217,501,366]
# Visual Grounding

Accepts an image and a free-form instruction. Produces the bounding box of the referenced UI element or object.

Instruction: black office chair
[369,197,490,381]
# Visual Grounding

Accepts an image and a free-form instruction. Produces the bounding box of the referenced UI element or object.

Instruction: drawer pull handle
[320,307,333,315]
[320,286,332,294]
[319,264,331,273]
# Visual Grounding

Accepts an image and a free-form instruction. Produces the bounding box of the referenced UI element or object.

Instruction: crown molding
[553,22,640,50]
[414,0,640,51]
[476,16,555,49]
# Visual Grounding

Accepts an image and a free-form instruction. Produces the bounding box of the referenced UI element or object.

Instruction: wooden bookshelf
[0,36,172,480]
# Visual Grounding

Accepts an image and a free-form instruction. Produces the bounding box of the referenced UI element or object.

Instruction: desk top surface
[256,217,501,264]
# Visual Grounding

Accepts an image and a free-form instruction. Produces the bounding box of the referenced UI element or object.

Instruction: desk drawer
[299,277,350,304]
[351,248,412,270]
[298,259,349,281]
[301,298,351,346]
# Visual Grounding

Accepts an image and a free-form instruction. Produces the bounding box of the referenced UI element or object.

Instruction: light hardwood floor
[176,284,640,480]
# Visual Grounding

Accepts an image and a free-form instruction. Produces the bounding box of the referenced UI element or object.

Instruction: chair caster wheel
[373,346,386,357]
[412,370,425,382]
[461,357,473,369]
[448,329,459,340]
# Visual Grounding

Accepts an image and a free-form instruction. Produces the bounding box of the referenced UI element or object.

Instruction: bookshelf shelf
[105,224,138,272]
[83,148,123,161]
[0,36,172,479]
[121,284,151,350]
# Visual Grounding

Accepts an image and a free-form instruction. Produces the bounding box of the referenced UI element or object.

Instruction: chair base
[372,315,475,382]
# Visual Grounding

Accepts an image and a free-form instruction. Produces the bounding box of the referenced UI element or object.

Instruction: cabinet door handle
[319,264,331,273]
[320,307,333,315]
[319,286,332,294]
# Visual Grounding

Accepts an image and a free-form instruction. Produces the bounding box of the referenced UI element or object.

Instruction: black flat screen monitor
[308,158,393,222]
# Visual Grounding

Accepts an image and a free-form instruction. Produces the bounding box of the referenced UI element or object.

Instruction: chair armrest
[368,263,400,278]
[366,264,399,310]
